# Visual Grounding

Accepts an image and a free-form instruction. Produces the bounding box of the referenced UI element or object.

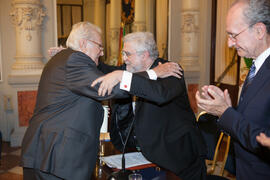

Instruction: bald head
[226,1,249,29]
[226,0,270,59]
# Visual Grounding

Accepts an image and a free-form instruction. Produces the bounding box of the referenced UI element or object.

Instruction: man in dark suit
[196,0,270,179]
[22,22,180,180]
[92,32,207,180]
[20,22,128,180]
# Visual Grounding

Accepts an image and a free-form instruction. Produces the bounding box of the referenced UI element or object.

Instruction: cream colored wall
[0,0,17,142]
[168,0,212,86]
[0,0,57,142]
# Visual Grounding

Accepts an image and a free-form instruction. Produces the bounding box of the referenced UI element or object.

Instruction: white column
[132,0,146,32]
[8,0,47,147]
[9,0,46,80]
[108,0,121,65]
[180,0,200,72]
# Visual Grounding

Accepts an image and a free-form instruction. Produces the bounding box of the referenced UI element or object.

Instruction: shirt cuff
[120,71,132,91]
[147,69,157,80]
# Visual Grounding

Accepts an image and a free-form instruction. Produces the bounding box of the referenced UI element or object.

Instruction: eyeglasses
[121,50,144,58]
[227,24,254,41]
[121,50,137,57]
[87,39,104,51]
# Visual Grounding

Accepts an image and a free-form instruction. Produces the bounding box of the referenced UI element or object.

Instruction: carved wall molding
[132,21,146,32]
[10,0,46,41]
[181,12,199,33]
[180,0,200,72]
[9,0,46,78]
[12,60,44,71]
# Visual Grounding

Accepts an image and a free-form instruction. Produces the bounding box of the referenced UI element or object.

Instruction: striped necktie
[246,62,256,86]
[241,62,256,100]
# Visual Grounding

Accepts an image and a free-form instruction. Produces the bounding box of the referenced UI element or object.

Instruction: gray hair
[66,21,102,50]
[123,32,159,60]
[243,0,270,33]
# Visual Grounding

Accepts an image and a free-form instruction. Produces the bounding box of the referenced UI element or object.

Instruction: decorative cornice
[12,62,44,71]
[8,74,41,85]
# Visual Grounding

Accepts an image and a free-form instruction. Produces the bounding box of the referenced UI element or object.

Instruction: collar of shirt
[254,47,270,75]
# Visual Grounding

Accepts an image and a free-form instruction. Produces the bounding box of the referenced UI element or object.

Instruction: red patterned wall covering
[188,84,198,113]
[17,90,37,127]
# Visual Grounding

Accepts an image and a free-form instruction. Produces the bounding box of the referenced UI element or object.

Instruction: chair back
[197,112,231,176]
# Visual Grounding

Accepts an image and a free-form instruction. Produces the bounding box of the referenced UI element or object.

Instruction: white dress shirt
[120,70,157,91]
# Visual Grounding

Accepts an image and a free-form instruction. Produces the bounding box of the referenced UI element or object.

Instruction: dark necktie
[132,96,136,114]
[240,62,256,101]
[245,62,256,86]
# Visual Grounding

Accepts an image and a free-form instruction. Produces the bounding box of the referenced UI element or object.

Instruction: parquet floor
[0,142,22,180]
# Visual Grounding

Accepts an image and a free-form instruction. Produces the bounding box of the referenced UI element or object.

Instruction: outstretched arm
[91,62,183,96]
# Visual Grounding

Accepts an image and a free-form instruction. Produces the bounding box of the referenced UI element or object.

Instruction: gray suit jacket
[21,48,126,180]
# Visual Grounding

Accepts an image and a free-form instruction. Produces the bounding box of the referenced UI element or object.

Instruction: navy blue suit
[219,55,270,179]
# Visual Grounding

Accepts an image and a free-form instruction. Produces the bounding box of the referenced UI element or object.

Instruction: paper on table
[100,152,152,169]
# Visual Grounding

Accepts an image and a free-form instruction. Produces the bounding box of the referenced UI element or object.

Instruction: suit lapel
[238,55,270,110]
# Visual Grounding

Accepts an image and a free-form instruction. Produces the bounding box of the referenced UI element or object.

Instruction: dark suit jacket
[21,48,126,180]
[219,55,270,180]
[108,58,207,179]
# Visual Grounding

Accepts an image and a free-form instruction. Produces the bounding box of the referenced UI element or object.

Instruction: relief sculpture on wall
[10,3,46,41]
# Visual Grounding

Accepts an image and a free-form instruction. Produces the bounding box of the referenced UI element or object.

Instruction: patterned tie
[246,62,256,86]
[241,62,256,100]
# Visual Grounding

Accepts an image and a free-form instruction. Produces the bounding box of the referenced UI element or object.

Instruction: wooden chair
[196,111,231,176]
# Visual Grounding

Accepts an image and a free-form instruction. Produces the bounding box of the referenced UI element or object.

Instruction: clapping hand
[196,85,232,117]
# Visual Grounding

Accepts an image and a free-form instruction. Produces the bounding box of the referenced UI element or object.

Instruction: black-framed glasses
[227,24,254,41]
[87,39,104,51]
